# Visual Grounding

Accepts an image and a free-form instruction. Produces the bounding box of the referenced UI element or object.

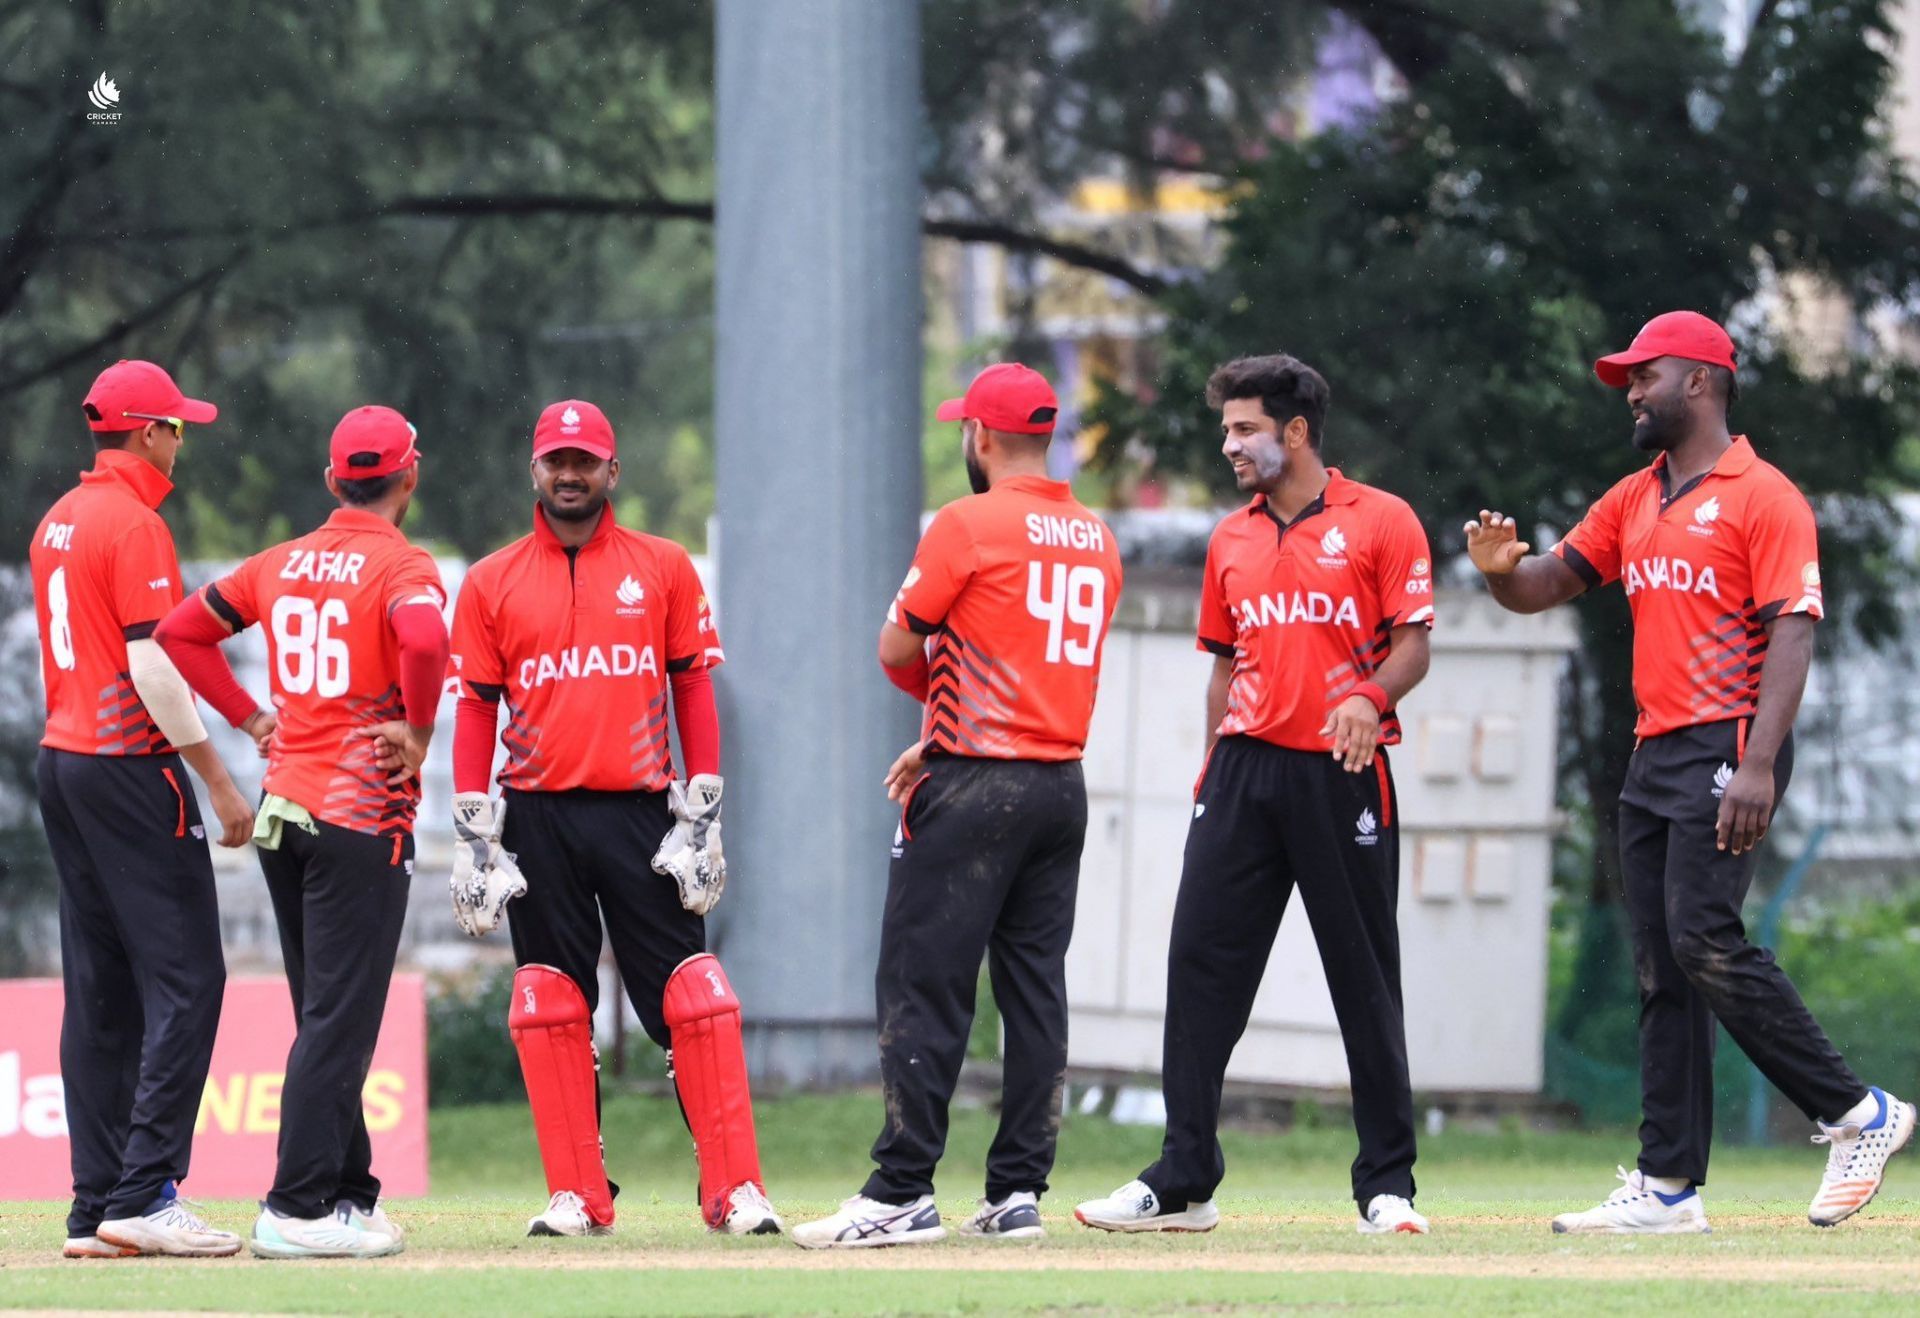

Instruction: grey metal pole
[713,0,923,1085]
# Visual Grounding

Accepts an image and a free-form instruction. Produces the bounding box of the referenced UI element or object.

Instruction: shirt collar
[993,473,1073,500]
[532,501,617,550]
[79,447,174,510]
[1649,435,1756,480]
[1245,468,1359,517]
[322,506,407,540]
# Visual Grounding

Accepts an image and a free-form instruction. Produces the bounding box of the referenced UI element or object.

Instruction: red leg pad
[508,964,614,1226]
[663,953,765,1226]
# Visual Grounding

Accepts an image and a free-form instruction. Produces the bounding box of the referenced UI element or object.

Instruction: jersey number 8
[1026,561,1105,667]
[272,595,351,697]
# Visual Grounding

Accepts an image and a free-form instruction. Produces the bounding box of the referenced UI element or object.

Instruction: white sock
[1642,1175,1690,1196]
[1834,1091,1879,1128]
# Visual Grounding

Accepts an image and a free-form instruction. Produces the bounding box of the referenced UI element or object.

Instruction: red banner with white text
[0,974,428,1200]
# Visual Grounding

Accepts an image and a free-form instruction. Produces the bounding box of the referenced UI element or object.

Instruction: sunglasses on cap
[123,411,187,443]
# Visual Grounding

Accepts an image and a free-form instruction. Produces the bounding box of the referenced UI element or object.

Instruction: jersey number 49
[1026,562,1105,668]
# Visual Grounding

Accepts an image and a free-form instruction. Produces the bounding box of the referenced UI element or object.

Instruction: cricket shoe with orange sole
[1358,1194,1430,1235]
[1809,1086,1915,1227]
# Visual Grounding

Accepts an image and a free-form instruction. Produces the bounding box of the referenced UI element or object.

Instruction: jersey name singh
[1025,512,1107,553]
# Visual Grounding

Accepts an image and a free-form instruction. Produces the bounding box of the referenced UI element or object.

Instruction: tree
[1091,0,1920,1088]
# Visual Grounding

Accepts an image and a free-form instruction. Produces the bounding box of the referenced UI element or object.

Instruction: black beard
[964,451,990,495]
[540,489,606,522]
[1632,402,1683,452]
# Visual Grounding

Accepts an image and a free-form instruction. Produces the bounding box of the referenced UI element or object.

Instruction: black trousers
[1143,735,1415,1211]
[36,747,227,1237]
[257,817,412,1219]
[1620,720,1865,1183]
[502,788,705,1051]
[863,755,1087,1205]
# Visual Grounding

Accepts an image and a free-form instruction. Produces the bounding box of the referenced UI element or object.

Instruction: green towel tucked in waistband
[252,793,319,851]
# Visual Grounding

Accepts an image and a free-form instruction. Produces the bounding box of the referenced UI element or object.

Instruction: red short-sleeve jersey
[1198,470,1434,753]
[1551,436,1822,738]
[205,508,445,836]
[31,450,186,756]
[450,506,720,793]
[888,474,1123,761]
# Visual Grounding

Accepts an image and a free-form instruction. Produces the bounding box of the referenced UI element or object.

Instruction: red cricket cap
[329,405,420,479]
[1594,311,1739,388]
[532,399,616,461]
[82,359,218,432]
[934,363,1060,435]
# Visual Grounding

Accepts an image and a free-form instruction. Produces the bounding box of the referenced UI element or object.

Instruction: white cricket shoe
[1359,1194,1430,1235]
[717,1182,784,1235]
[341,1202,406,1248]
[1074,1179,1219,1233]
[527,1189,614,1238]
[249,1204,403,1259]
[62,1235,138,1259]
[1550,1167,1709,1235]
[957,1190,1045,1240]
[791,1193,946,1249]
[97,1193,243,1257]
[1809,1087,1915,1227]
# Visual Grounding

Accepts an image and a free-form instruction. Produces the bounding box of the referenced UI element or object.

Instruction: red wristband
[1353,681,1390,715]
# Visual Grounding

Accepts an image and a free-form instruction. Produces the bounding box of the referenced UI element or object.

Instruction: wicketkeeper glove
[652,773,727,915]
[450,792,527,938]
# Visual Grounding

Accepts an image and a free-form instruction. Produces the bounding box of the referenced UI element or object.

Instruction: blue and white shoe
[1550,1168,1709,1235]
[1810,1087,1915,1226]
[250,1203,404,1259]
[96,1185,242,1257]
[791,1194,946,1249]
[1074,1179,1219,1233]
[957,1190,1045,1240]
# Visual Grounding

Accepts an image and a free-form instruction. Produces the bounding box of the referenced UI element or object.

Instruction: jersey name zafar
[451,505,721,792]
[209,507,445,836]
[891,474,1123,761]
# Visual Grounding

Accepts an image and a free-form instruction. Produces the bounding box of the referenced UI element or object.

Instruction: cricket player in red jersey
[794,363,1123,1248]
[1078,354,1436,1237]
[1467,311,1911,1233]
[445,399,779,1239]
[30,360,256,1259]
[156,405,447,1258]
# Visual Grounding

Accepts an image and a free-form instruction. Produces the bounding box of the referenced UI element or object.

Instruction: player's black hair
[1706,364,1738,410]
[335,451,405,506]
[1206,354,1331,450]
[85,405,170,449]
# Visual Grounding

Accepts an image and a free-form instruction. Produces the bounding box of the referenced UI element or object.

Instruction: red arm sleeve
[881,645,930,703]
[154,590,260,729]
[453,694,499,794]
[669,665,721,778]
[391,601,450,730]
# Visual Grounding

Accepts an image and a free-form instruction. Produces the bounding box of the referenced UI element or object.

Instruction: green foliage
[426,964,523,1108]
[1768,889,1920,1109]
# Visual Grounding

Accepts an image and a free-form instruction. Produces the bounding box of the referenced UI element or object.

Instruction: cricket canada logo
[1355,807,1379,846]
[85,72,121,122]
[1317,525,1349,567]
[1689,496,1722,537]
[1710,762,1734,798]
[559,405,582,432]
[614,574,646,615]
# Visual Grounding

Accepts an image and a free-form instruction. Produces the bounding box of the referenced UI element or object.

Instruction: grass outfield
[3,1091,1917,1314]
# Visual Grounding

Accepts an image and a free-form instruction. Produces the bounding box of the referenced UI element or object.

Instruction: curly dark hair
[1205,354,1331,450]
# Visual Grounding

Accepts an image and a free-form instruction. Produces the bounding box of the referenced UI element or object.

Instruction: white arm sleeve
[127,637,211,748]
